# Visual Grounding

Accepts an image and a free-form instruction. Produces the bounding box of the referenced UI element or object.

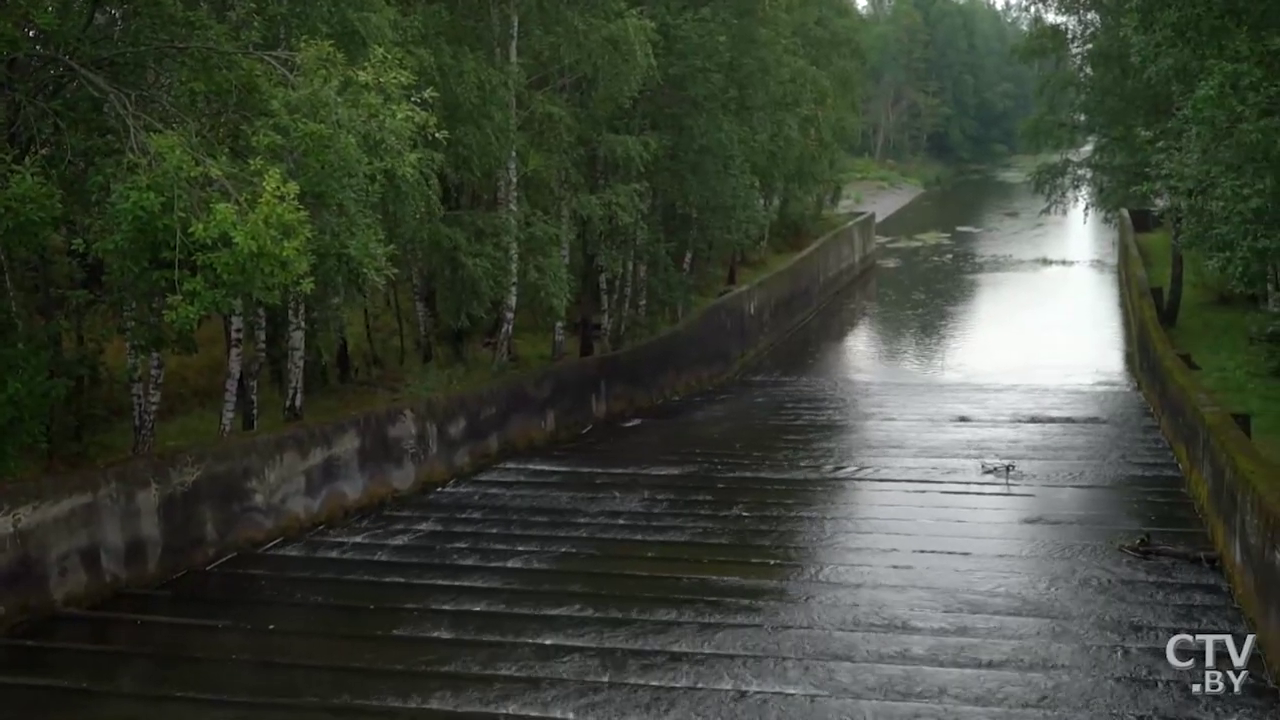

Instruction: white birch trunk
[598,262,611,353]
[218,300,245,437]
[492,0,520,365]
[123,301,146,451]
[284,295,306,421]
[618,242,635,345]
[676,245,694,321]
[409,266,431,361]
[124,299,165,455]
[138,349,165,453]
[243,306,266,431]
[551,195,572,360]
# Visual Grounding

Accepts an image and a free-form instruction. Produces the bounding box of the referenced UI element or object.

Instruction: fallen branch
[1118,532,1219,567]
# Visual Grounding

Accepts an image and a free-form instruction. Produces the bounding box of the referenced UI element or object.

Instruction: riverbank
[1134,229,1280,464]
[10,182,919,482]
[0,210,880,628]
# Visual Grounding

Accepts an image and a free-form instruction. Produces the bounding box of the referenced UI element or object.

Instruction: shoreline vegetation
[1135,229,1280,463]
[15,169,925,481]
[3,0,1039,483]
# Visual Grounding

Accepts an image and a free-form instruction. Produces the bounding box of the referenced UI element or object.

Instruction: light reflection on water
[837,176,1125,386]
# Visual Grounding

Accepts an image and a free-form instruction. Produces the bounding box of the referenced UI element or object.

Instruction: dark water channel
[3,171,1277,719]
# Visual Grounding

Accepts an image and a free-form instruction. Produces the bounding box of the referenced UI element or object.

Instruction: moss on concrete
[1118,209,1280,683]
[1135,230,1280,465]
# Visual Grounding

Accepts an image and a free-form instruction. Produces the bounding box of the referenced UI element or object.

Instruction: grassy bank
[18,211,857,480]
[840,155,951,189]
[1135,230,1280,462]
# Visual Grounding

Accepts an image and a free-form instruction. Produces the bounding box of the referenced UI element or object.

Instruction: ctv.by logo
[1165,633,1256,695]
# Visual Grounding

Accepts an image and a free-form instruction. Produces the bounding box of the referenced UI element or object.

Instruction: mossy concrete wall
[0,212,878,628]
[1118,208,1280,677]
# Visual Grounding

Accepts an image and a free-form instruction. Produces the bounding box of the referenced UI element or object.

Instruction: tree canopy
[1,0,1037,477]
[1022,0,1280,321]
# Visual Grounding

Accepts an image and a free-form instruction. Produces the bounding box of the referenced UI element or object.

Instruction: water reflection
[5,172,1270,719]
[839,175,1125,386]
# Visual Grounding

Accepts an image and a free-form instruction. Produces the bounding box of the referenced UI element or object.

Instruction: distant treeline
[1024,0,1280,322]
[0,0,1037,475]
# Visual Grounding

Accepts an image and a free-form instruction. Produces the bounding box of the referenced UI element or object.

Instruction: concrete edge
[1117,208,1280,679]
[0,211,880,630]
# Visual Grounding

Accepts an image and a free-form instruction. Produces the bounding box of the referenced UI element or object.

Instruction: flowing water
[3,173,1276,719]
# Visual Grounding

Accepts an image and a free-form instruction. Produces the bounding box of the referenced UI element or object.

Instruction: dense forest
[1,0,1037,477]
[1024,0,1280,324]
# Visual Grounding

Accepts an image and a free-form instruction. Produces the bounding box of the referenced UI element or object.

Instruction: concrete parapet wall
[0,211,878,628]
[1117,208,1280,677]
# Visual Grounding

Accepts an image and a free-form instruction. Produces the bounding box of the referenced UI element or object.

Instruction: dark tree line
[1023,0,1280,326]
[0,0,1037,476]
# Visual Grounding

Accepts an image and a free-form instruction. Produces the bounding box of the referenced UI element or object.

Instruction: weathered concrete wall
[0,212,878,628]
[1117,209,1280,676]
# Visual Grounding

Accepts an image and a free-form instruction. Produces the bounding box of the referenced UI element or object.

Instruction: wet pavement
[4,173,1277,718]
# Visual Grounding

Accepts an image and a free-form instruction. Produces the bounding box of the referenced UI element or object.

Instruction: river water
[1,171,1275,718]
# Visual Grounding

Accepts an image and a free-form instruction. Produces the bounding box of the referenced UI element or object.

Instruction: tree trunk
[242,306,266,432]
[874,102,889,161]
[218,300,245,437]
[284,295,306,422]
[137,350,164,454]
[676,243,694,321]
[578,250,598,358]
[123,302,146,453]
[0,248,18,330]
[409,267,434,364]
[551,195,572,360]
[635,261,648,321]
[1163,213,1185,328]
[618,241,635,346]
[1266,263,1280,313]
[121,299,165,454]
[335,308,352,384]
[492,0,520,366]
[362,297,381,371]
[390,285,406,366]
[759,192,774,251]
[71,315,87,446]
[598,262,611,354]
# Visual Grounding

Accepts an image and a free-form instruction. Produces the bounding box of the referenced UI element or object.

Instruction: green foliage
[859,0,1037,165]
[1,0,1042,477]
[1137,231,1280,462]
[1023,0,1280,302]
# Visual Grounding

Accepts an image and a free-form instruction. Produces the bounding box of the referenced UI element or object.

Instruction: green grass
[839,155,951,189]
[20,216,852,480]
[1136,229,1280,463]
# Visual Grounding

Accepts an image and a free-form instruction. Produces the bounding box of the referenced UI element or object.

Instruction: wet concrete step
[391,496,1205,530]
[86,584,1251,653]
[261,540,1231,609]
[414,486,1199,525]
[31,605,1264,682]
[1,682,556,720]
[320,509,1208,544]
[0,640,1274,719]
[148,557,1244,634]
[366,501,1206,534]
[470,464,1187,489]
[69,594,1249,661]
[515,452,1186,474]
[255,530,1222,584]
